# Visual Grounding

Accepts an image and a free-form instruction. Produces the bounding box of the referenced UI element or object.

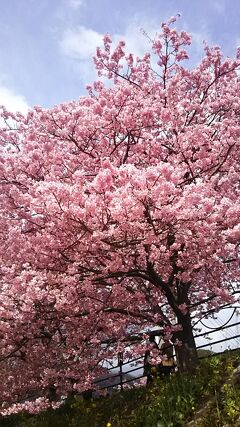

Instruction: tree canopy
[0,16,239,415]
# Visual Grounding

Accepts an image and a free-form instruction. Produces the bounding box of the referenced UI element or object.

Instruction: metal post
[118,352,124,391]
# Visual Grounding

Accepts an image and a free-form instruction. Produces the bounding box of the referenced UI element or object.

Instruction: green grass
[1,350,240,427]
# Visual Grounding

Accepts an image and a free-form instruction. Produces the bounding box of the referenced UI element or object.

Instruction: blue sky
[0,0,239,112]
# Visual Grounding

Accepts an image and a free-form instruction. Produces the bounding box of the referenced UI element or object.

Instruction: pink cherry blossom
[0,16,239,415]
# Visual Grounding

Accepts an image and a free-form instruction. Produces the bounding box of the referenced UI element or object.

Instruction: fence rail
[94,304,240,392]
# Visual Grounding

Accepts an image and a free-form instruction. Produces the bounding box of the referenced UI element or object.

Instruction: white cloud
[59,15,212,85]
[59,17,160,87]
[60,22,152,89]
[116,20,157,58]
[66,0,84,9]
[60,17,158,61]
[191,30,206,49]
[61,26,103,60]
[180,21,211,67]
[189,30,207,61]
[0,86,29,114]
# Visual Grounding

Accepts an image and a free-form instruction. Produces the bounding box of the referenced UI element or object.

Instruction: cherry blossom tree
[0,16,240,415]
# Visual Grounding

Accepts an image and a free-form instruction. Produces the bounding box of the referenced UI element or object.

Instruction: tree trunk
[174,313,198,373]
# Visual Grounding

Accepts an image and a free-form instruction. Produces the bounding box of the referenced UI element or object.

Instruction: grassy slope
[1,351,240,427]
